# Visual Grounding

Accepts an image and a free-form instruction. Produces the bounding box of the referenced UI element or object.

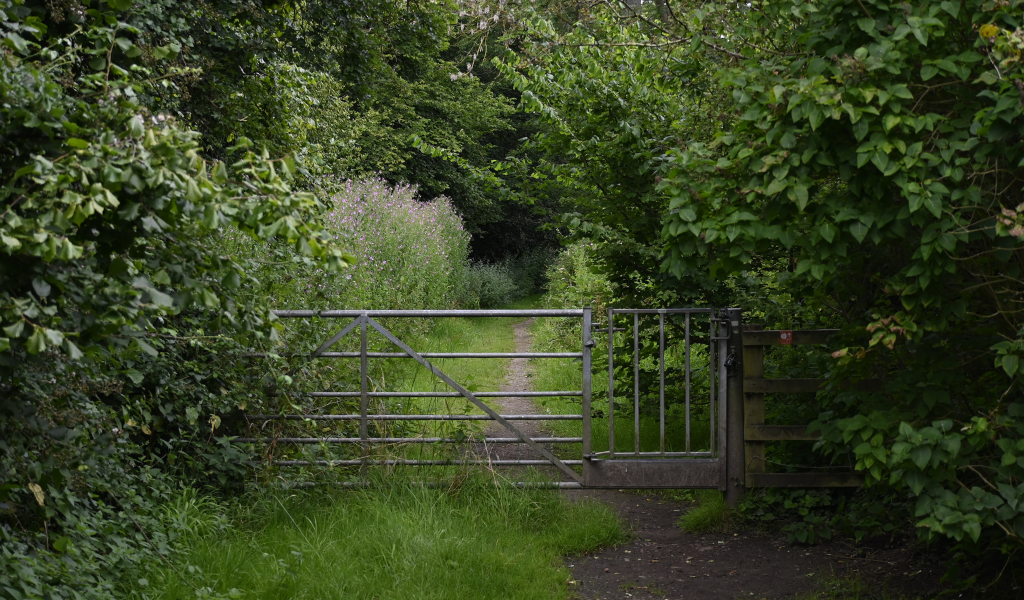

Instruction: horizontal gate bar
[283,481,585,489]
[273,310,586,318]
[235,437,584,444]
[322,352,582,358]
[584,458,723,489]
[588,451,713,458]
[609,308,713,314]
[247,352,582,359]
[247,414,583,421]
[306,391,582,398]
[262,460,584,466]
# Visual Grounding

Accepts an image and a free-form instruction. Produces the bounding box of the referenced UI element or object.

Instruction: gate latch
[724,350,738,376]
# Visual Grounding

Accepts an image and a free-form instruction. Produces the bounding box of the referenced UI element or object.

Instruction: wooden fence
[741,326,872,488]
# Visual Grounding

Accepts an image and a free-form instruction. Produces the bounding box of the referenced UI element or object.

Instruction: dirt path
[481,319,943,599]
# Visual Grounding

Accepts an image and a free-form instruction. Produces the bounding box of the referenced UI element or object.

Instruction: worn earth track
[478,318,945,599]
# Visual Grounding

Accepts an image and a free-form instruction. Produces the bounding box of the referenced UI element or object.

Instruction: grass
[676,489,731,533]
[130,473,623,599]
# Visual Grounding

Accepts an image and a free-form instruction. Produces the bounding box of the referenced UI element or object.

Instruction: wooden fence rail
[742,325,867,488]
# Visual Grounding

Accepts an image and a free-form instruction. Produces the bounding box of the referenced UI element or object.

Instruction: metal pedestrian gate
[239,308,734,490]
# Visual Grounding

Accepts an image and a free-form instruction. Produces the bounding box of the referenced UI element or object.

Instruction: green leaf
[3,321,24,338]
[921,65,939,81]
[63,340,83,360]
[1002,354,1019,377]
[26,328,46,354]
[212,161,228,185]
[32,278,51,298]
[856,18,875,32]
[147,288,174,308]
[923,194,942,218]
[125,369,144,384]
[107,0,133,9]
[819,222,837,243]
[0,337,9,352]
[910,446,932,470]
[849,221,869,243]
[128,115,144,138]
[793,185,808,210]
[135,339,158,357]
[66,138,89,149]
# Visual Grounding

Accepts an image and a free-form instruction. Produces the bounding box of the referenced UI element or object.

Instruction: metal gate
[585,308,729,489]
[239,308,735,490]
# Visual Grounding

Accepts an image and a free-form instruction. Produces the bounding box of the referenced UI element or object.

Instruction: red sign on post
[779,331,793,345]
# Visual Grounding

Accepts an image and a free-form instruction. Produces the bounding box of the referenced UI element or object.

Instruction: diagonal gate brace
[366,317,583,484]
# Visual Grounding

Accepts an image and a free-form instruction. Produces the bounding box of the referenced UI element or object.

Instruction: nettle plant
[655,0,1024,552]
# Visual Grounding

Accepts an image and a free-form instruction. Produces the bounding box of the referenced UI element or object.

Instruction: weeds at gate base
[677,489,733,533]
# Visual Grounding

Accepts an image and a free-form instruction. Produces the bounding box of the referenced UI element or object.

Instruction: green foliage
[739,488,905,546]
[460,251,551,309]
[506,0,1024,565]
[496,8,727,303]
[131,476,623,599]
[0,2,356,597]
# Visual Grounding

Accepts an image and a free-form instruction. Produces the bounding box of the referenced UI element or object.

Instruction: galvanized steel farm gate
[240,308,749,494]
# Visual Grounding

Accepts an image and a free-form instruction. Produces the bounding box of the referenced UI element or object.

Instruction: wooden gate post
[742,324,765,488]
[724,308,745,507]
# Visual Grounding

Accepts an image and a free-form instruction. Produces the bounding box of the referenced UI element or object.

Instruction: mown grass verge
[129,473,622,599]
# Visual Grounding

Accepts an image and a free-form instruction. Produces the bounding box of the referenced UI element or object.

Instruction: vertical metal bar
[685,312,691,454]
[633,312,640,456]
[582,308,592,459]
[659,311,665,456]
[608,308,615,459]
[360,315,369,469]
[708,312,715,455]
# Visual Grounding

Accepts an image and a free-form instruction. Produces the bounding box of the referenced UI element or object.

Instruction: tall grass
[130,475,623,600]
